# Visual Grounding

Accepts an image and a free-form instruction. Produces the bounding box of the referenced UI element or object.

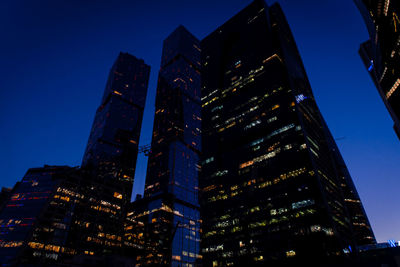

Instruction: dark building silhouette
[0,166,131,266]
[355,0,400,139]
[82,52,150,200]
[0,187,12,210]
[199,1,375,266]
[0,52,151,266]
[0,165,78,265]
[61,169,128,260]
[71,52,150,258]
[322,119,376,247]
[126,26,202,266]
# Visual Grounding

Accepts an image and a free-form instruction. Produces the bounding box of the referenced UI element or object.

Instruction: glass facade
[355,0,400,139]
[0,166,129,265]
[71,52,150,259]
[63,169,126,259]
[321,118,376,247]
[82,52,150,201]
[200,1,375,266]
[0,53,151,266]
[0,166,77,265]
[126,194,201,266]
[127,26,202,266]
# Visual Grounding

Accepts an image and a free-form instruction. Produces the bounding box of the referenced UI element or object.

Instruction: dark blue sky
[1,0,399,243]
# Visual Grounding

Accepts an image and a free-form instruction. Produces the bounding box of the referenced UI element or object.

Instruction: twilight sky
[1,0,399,243]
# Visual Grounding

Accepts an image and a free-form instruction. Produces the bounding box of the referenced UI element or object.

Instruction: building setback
[126,26,202,266]
[355,0,400,139]
[200,0,375,266]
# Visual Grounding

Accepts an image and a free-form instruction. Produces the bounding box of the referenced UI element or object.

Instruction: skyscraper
[71,52,150,258]
[0,165,78,265]
[0,52,151,266]
[82,52,150,200]
[355,0,400,139]
[321,119,376,247]
[200,1,375,266]
[126,26,202,266]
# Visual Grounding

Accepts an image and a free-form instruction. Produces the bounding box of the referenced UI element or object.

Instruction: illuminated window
[113,192,123,199]
[386,78,400,98]
[383,0,390,16]
[203,157,214,165]
[172,255,181,261]
[267,116,277,123]
[254,255,264,261]
[292,199,315,209]
[310,225,321,232]
[286,250,296,257]
[244,120,261,130]
[393,12,400,32]
[239,161,254,169]
[295,94,308,103]
[271,104,280,110]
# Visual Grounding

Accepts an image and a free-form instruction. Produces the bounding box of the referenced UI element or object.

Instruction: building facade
[200,1,375,266]
[61,169,128,261]
[355,0,400,139]
[0,165,78,265]
[73,52,150,259]
[82,52,150,200]
[0,167,132,266]
[126,26,202,266]
[0,52,151,266]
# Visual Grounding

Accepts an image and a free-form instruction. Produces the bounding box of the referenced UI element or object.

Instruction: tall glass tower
[126,26,202,266]
[0,53,150,265]
[355,0,400,139]
[82,52,150,200]
[200,1,375,266]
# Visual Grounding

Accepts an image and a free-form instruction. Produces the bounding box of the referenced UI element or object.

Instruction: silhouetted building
[322,119,376,247]
[0,52,151,266]
[0,167,132,266]
[199,1,375,266]
[61,168,127,260]
[0,165,78,265]
[355,0,400,139]
[82,52,150,201]
[126,26,202,266]
[0,187,12,211]
[71,52,150,259]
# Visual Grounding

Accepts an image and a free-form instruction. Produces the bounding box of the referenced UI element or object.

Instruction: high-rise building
[71,52,150,258]
[321,119,376,247]
[82,52,150,200]
[61,168,128,260]
[355,0,400,139]
[200,1,375,266]
[0,52,151,266]
[0,165,78,265]
[0,167,130,266]
[126,26,202,266]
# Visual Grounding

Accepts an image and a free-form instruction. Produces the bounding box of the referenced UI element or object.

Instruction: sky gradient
[1,0,399,243]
